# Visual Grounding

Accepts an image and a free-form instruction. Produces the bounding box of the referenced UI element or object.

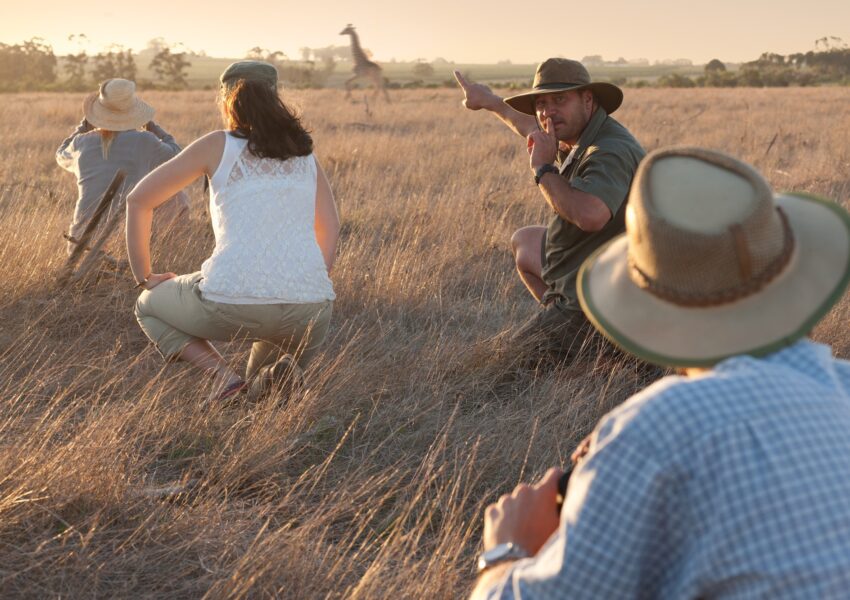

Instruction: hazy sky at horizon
[4,0,849,64]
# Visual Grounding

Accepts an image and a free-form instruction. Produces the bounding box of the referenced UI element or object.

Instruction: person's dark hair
[221,79,313,160]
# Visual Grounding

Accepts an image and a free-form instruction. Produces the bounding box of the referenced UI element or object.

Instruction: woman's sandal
[215,379,248,404]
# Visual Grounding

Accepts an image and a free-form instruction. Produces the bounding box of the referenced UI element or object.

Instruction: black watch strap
[534,163,560,185]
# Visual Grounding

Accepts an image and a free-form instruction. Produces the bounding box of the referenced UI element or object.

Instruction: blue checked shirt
[484,340,850,599]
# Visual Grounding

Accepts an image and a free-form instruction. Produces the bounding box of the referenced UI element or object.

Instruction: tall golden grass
[0,87,848,598]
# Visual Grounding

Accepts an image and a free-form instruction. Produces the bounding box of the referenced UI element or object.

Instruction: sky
[3,0,848,64]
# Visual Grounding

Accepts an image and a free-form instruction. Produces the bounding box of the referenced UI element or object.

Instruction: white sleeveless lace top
[198,132,335,304]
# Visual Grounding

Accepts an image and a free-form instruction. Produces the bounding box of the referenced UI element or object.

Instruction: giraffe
[339,24,390,102]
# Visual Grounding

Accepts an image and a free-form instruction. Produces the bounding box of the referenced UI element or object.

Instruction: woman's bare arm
[125,131,224,287]
[313,158,340,274]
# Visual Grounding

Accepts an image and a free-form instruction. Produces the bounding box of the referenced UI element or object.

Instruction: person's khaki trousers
[135,272,332,378]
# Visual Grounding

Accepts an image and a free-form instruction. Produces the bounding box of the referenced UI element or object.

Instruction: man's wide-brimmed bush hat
[577,146,850,368]
[83,79,154,131]
[504,58,623,116]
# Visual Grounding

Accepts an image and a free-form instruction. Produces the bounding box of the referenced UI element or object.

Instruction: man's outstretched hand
[454,70,502,111]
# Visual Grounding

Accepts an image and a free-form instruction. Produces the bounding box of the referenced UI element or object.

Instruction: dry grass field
[0,86,848,598]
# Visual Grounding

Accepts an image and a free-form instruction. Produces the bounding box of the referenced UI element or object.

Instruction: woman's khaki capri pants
[134,272,333,379]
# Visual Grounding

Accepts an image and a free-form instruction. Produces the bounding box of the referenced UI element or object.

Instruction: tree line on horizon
[0,37,193,92]
[1,36,849,93]
[653,37,850,89]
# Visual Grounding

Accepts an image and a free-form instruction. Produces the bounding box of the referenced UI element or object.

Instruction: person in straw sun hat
[454,58,646,369]
[470,147,850,599]
[56,78,188,253]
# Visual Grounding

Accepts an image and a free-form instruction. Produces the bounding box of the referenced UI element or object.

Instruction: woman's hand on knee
[144,272,177,291]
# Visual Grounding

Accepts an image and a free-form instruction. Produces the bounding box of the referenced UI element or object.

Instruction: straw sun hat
[505,58,623,116]
[578,147,850,368]
[82,79,154,131]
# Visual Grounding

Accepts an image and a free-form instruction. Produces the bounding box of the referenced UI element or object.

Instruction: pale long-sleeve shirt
[56,120,187,241]
[485,340,850,599]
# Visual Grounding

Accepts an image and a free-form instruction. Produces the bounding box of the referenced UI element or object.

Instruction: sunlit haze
[3,0,849,64]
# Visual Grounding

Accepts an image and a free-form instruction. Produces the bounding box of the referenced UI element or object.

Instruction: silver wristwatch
[477,542,529,573]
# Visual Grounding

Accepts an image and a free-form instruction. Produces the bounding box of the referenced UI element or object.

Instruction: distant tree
[267,50,288,65]
[61,33,90,90]
[300,47,312,62]
[737,66,763,87]
[312,45,351,62]
[658,73,696,88]
[149,46,191,88]
[705,58,726,72]
[245,48,289,68]
[246,46,268,61]
[412,59,434,78]
[581,55,604,66]
[0,38,57,91]
[755,52,786,66]
[146,37,169,53]
[63,51,89,90]
[702,58,736,87]
[814,36,847,52]
[92,45,136,82]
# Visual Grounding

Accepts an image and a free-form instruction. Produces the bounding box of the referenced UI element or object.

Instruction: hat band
[628,207,795,307]
[533,82,586,91]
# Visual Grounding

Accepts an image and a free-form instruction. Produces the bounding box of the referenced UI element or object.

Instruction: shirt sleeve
[55,119,92,171]
[482,418,678,599]
[569,144,638,216]
[145,122,181,167]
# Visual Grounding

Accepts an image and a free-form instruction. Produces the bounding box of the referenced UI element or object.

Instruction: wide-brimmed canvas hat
[505,58,623,116]
[578,147,850,368]
[83,79,154,131]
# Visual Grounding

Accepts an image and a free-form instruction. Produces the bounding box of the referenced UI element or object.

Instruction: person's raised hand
[454,70,501,111]
[483,467,563,556]
[143,272,177,291]
[526,117,559,170]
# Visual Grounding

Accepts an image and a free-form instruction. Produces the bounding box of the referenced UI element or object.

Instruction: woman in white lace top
[126,61,339,403]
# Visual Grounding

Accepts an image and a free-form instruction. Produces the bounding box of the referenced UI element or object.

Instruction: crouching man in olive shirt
[455,58,644,364]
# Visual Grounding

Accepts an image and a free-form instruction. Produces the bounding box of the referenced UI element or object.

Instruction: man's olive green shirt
[541,108,645,311]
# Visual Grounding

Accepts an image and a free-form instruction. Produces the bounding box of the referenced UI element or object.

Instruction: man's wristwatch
[477,542,530,573]
[534,163,559,185]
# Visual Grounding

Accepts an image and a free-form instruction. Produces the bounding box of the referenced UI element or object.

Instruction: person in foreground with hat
[56,78,188,253]
[470,147,850,599]
[455,59,644,363]
[126,61,338,403]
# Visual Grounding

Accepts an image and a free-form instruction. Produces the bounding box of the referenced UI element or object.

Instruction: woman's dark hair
[221,79,313,160]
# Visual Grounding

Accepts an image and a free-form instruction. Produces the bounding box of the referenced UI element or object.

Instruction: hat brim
[505,82,623,116]
[577,193,850,368]
[82,92,154,131]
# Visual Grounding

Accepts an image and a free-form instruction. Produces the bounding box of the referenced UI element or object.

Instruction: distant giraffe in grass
[339,24,390,102]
